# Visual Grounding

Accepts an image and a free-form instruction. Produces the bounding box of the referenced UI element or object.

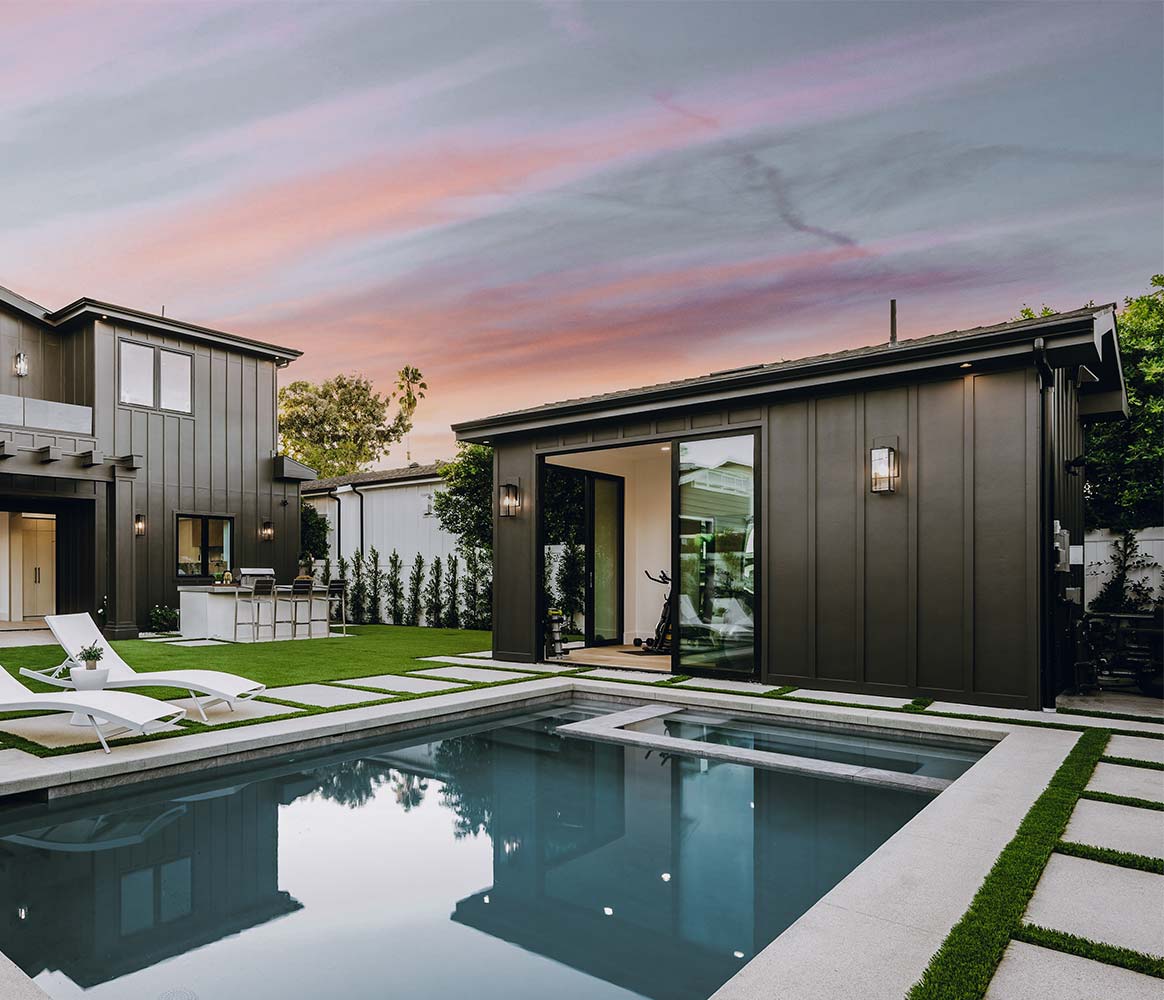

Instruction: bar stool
[277,577,316,640]
[234,577,276,642]
[315,578,348,636]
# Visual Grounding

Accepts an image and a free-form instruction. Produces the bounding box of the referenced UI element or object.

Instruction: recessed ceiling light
[960,362,972,369]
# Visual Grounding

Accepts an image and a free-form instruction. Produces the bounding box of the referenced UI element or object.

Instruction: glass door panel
[588,476,623,645]
[676,435,757,675]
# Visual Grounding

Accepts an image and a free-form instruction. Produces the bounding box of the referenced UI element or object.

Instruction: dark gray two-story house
[0,284,314,638]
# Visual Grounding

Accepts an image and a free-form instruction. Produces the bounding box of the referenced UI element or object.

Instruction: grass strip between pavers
[1057,706,1164,725]
[905,727,1111,1000]
[1079,789,1164,811]
[1100,754,1164,771]
[1012,923,1164,979]
[1056,840,1164,875]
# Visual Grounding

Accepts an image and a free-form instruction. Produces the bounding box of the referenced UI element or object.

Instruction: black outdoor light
[499,482,521,517]
[260,520,275,541]
[133,514,146,536]
[870,446,899,494]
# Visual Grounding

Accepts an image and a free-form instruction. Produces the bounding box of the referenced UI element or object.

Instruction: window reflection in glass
[677,435,756,674]
[176,516,202,576]
[159,350,192,412]
[207,518,231,577]
[119,342,155,407]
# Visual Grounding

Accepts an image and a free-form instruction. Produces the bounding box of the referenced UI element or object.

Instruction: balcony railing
[0,393,92,436]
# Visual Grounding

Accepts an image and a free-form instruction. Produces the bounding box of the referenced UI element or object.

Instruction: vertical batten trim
[907,383,919,689]
[854,393,866,684]
[962,375,975,695]
[806,398,817,679]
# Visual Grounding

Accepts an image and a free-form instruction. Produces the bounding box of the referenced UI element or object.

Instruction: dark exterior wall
[492,372,1047,709]
[90,319,300,628]
[768,370,1041,708]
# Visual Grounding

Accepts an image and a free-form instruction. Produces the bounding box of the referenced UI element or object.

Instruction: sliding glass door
[675,434,757,675]
[587,474,623,645]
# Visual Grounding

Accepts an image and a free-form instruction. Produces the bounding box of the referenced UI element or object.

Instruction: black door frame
[670,429,761,679]
[584,471,625,647]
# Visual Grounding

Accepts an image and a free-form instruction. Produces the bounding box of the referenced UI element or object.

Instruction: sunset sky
[3,1,1161,464]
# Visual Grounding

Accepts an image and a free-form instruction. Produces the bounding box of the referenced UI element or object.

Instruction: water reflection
[0,706,930,1000]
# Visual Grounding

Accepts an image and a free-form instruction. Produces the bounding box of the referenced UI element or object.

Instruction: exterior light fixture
[260,520,275,541]
[13,352,28,377]
[959,362,972,369]
[499,482,521,517]
[133,514,146,536]
[870,446,899,494]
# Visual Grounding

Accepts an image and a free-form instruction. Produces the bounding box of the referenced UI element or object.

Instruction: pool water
[0,702,936,1000]
[622,710,987,781]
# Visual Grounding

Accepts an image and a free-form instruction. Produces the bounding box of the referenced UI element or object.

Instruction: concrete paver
[576,668,670,683]
[675,677,777,694]
[1107,734,1164,765]
[985,940,1161,1000]
[1088,761,1164,803]
[791,688,912,708]
[263,683,390,708]
[170,697,297,726]
[1064,797,1164,858]
[1024,853,1164,957]
[411,665,536,684]
[334,673,465,694]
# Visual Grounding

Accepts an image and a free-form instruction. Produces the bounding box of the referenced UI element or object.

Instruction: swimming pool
[0,701,945,1000]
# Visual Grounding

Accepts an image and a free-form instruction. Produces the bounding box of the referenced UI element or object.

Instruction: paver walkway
[983,734,1164,999]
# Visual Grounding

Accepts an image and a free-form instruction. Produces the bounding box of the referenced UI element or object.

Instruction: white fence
[1084,527,1164,607]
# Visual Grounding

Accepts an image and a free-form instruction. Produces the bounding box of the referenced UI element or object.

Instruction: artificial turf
[905,728,1112,1000]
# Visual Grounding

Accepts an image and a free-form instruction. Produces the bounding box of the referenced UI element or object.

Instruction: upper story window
[119,341,193,413]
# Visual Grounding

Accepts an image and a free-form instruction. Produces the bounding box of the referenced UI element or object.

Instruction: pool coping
[0,677,1085,1000]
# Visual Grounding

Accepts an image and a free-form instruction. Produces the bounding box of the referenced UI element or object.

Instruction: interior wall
[547,443,671,642]
[7,513,22,621]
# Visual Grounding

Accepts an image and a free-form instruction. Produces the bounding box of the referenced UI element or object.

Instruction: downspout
[349,484,366,553]
[326,488,342,565]
[1033,338,1057,708]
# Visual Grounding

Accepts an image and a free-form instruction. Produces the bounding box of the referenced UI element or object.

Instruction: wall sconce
[498,482,521,517]
[260,520,275,541]
[133,514,146,536]
[13,353,28,378]
[870,446,899,494]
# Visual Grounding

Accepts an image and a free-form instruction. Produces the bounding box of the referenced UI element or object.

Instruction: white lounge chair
[0,667,185,754]
[24,613,265,723]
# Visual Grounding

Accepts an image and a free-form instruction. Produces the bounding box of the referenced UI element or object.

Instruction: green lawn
[2,624,492,698]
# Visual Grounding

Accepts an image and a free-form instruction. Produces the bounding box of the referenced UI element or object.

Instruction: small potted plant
[71,642,108,691]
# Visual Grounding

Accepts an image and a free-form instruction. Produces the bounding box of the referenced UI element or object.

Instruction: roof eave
[453,313,1109,442]
[51,299,303,363]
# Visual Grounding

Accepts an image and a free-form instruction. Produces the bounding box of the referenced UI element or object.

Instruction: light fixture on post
[498,481,521,517]
[260,520,274,541]
[133,514,146,536]
[870,446,899,494]
[13,353,28,378]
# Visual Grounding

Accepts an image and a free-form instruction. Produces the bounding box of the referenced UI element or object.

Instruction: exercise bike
[634,569,673,655]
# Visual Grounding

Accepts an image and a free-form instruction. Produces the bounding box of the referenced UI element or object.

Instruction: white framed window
[159,349,192,412]
[119,341,156,407]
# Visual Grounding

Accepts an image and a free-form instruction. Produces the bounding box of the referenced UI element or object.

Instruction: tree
[386,550,404,625]
[405,553,425,626]
[349,549,368,624]
[424,557,444,628]
[1089,530,1162,612]
[461,546,483,629]
[445,554,460,629]
[367,547,384,624]
[300,502,330,562]
[1084,276,1163,530]
[433,443,494,552]
[556,541,585,631]
[278,369,426,478]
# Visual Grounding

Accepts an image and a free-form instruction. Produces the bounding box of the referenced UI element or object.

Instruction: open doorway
[543,441,673,671]
[0,512,57,629]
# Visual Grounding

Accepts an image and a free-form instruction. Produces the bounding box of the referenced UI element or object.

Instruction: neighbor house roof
[302,461,447,494]
[453,304,1126,440]
[0,282,302,365]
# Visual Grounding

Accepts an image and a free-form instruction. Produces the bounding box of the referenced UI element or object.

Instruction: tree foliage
[405,553,425,626]
[1084,276,1163,529]
[386,550,404,625]
[444,554,460,630]
[278,369,426,479]
[424,557,444,628]
[556,541,586,630]
[300,502,330,561]
[434,443,494,552]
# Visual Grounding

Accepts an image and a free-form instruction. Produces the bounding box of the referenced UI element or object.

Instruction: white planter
[69,665,108,691]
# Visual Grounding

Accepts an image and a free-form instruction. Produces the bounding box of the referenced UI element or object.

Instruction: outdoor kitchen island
[177,584,331,642]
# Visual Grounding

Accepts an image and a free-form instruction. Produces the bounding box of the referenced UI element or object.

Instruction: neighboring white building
[302,462,459,572]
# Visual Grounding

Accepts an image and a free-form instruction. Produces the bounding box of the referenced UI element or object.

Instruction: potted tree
[71,642,108,691]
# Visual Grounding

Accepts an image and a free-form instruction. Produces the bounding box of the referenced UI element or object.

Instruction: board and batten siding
[92,320,300,626]
[767,369,1041,708]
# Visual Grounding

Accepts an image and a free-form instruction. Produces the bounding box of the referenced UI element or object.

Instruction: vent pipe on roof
[889,299,897,345]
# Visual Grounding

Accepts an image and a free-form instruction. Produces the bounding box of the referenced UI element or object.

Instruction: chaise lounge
[23,614,265,722]
[0,668,185,753]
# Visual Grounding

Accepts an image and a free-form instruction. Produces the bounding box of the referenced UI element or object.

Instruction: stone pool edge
[0,676,1075,1000]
